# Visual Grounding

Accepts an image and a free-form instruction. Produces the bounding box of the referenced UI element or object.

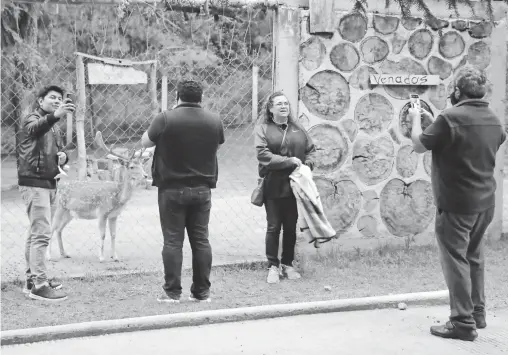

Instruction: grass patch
[2,239,508,331]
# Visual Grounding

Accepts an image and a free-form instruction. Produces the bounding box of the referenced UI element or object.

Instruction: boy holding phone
[17,85,76,301]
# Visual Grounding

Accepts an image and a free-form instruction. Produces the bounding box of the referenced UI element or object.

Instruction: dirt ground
[2,240,507,331]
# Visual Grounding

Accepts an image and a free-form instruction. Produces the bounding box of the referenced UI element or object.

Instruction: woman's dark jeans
[264,197,298,268]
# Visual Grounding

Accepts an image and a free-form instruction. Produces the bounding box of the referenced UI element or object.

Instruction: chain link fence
[1,1,273,281]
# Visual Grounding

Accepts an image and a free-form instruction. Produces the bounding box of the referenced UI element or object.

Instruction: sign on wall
[87,63,148,85]
[370,74,440,86]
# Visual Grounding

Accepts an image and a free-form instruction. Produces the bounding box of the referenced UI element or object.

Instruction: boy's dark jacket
[17,109,68,189]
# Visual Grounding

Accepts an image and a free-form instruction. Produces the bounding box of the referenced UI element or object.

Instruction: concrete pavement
[3,305,507,355]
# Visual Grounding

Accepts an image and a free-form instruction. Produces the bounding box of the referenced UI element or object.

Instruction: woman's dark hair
[177,80,203,103]
[260,91,297,124]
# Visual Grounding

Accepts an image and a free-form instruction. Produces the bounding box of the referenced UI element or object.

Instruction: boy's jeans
[19,186,56,287]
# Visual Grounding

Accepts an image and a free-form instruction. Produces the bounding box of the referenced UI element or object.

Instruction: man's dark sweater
[147,103,225,189]
[419,99,506,214]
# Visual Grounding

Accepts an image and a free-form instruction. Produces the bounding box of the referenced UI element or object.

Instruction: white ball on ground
[398,302,407,310]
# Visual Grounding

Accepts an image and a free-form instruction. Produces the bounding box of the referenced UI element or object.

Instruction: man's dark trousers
[158,185,212,300]
[435,206,495,330]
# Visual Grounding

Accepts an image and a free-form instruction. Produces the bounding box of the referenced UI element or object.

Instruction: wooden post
[75,54,87,180]
[150,63,159,116]
[487,15,507,240]
[272,6,300,116]
[252,65,259,123]
[161,75,168,111]
[88,84,95,140]
[66,112,73,147]
[309,0,335,33]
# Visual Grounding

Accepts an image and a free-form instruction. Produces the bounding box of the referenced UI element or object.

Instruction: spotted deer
[47,131,150,262]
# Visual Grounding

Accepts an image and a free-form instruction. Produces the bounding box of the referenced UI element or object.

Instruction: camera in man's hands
[410,94,421,110]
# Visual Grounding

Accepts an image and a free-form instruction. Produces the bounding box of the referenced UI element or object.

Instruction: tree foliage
[352,0,508,23]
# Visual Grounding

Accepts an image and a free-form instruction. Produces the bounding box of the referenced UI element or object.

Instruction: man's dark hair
[37,85,65,101]
[177,80,203,103]
[454,66,487,99]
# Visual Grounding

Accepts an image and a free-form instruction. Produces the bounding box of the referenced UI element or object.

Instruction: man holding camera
[17,85,75,302]
[409,66,506,341]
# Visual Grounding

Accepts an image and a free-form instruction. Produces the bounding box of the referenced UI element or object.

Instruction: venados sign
[370,74,440,86]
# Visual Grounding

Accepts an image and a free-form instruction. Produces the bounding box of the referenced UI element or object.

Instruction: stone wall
[298,10,502,240]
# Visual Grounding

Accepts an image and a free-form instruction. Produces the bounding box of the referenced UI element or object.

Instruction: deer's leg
[49,207,73,260]
[98,216,107,262]
[108,217,119,261]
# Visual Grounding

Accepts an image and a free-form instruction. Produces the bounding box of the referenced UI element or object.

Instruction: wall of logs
[298,10,500,239]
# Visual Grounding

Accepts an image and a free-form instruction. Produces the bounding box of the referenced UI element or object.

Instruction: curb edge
[1,290,449,346]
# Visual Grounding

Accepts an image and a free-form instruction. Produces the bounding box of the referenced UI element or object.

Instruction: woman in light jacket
[254,91,317,284]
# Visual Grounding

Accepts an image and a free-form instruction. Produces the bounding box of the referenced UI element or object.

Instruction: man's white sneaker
[189,295,211,303]
[157,294,180,303]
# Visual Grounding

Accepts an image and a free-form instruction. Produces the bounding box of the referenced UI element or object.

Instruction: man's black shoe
[430,321,478,341]
[474,315,487,329]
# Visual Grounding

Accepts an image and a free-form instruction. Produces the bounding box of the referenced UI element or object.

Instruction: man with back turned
[141,80,225,303]
[409,66,506,341]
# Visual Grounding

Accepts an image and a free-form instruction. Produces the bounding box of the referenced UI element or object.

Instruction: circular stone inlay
[300,70,351,121]
[408,29,433,60]
[468,41,491,70]
[380,178,435,237]
[300,36,326,71]
[307,123,349,173]
[360,36,389,64]
[315,177,362,233]
[352,136,394,186]
[330,42,360,72]
[354,93,394,136]
[338,12,368,43]
[438,31,466,59]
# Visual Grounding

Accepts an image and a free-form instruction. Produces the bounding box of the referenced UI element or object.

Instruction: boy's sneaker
[189,295,211,303]
[267,265,281,284]
[157,294,180,303]
[29,284,67,302]
[23,279,62,294]
[281,264,301,280]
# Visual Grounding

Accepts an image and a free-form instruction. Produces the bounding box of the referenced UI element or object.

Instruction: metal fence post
[252,65,259,123]
[150,63,158,116]
[161,75,168,111]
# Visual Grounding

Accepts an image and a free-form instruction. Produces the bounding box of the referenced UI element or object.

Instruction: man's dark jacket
[17,109,67,189]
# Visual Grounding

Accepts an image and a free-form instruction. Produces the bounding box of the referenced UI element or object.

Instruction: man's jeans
[19,186,56,287]
[435,206,495,330]
[158,186,212,300]
[264,197,298,268]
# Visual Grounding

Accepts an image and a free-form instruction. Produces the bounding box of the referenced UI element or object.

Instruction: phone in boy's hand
[410,94,420,110]
[64,93,76,112]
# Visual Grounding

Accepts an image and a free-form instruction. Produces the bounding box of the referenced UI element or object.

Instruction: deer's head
[95,132,150,187]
